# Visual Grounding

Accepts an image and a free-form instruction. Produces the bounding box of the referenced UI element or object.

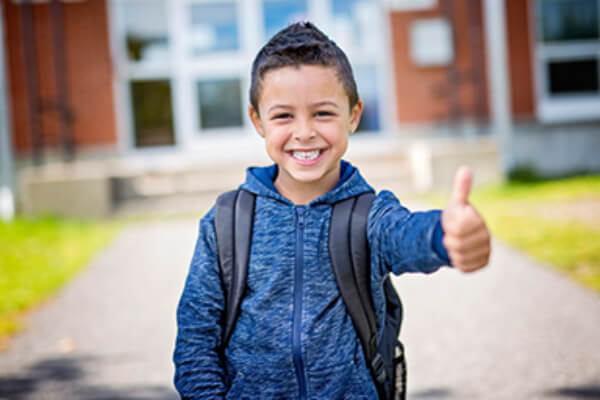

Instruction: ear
[249,105,265,138]
[348,100,363,134]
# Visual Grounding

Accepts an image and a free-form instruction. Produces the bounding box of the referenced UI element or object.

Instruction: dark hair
[249,21,358,113]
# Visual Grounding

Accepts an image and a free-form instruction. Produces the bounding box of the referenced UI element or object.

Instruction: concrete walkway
[396,240,600,399]
[1,211,599,399]
[0,219,195,400]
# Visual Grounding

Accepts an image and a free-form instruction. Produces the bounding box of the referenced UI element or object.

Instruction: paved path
[0,219,197,400]
[1,214,600,399]
[395,240,600,399]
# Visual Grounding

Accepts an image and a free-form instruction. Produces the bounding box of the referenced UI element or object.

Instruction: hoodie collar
[240,160,374,205]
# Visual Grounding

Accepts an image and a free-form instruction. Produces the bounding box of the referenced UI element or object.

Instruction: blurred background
[1,0,599,218]
[1,0,600,214]
[0,0,599,399]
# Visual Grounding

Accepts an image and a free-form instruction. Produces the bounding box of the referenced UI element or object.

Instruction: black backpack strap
[215,189,256,349]
[330,192,384,383]
[350,193,378,340]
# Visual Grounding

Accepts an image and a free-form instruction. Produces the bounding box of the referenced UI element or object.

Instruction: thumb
[449,166,472,206]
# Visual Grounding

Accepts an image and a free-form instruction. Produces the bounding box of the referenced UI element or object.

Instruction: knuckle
[468,262,482,272]
[455,241,467,252]
[478,255,489,268]
[452,253,465,266]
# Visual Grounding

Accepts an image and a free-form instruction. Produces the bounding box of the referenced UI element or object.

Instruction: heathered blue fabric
[173,160,449,399]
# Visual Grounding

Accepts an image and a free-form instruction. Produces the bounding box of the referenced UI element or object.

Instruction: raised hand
[441,166,491,273]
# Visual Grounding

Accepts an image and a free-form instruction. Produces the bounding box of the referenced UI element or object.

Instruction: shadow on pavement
[0,355,177,400]
[73,385,179,400]
[0,356,87,398]
[411,387,453,398]
[545,384,600,399]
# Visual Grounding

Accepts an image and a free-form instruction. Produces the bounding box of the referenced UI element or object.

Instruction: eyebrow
[266,104,293,114]
[312,101,339,108]
[266,100,340,114]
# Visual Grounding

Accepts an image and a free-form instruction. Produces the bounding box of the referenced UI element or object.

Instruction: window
[114,0,390,152]
[130,80,175,147]
[188,2,240,56]
[535,0,600,122]
[329,0,382,131]
[331,0,380,54]
[123,0,169,63]
[540,0,598,42]
[410,18,454,67]
[354,65,381,131]
[197,78,243,130]
[262,0,308,39]
[121,0,175,148]
[547,59,599,94]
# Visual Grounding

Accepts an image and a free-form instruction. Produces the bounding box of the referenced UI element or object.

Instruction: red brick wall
[389,0,489,123]
[506,0,535,119]
[3,0,117,153]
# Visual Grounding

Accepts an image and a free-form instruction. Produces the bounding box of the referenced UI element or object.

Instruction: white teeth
[292,150,320,161]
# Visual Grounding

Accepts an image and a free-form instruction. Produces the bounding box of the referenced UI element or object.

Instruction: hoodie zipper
[293,206,308,400]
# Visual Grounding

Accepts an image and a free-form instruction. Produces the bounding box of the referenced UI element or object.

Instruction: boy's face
[249,65,363,197]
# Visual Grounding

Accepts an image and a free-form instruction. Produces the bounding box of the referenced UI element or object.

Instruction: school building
[1,0,599,217]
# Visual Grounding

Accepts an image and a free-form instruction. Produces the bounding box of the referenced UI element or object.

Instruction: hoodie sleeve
[367,190,450,277]
[173,207,227,399]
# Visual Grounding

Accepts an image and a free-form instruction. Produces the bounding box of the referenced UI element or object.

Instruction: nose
[292,117,316,142]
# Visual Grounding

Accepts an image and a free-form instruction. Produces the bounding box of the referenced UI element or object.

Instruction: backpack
[214,189,406,400]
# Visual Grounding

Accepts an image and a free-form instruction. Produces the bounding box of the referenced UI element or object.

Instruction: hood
[239,159,374,205]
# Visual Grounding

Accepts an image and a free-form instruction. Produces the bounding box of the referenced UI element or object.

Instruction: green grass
[428,174,600,292]
[485,215,600,289]
[0,216,121,348]
[471,174,600,202]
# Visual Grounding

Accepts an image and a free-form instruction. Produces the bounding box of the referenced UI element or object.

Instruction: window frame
[186,0,242,58]
[111,0,178,152]
[532,0,600,123]
[193,74,247,134]
[109,0,393,154]
[311,0,389,134]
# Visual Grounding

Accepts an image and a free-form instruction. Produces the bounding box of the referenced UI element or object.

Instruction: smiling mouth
[291,150,322,161]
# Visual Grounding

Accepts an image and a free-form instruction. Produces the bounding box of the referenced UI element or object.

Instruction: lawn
[463,175,600,292]
[0,216,120,349]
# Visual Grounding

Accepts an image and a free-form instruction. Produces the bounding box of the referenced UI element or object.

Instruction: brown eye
[273,113,292,120]
[315,111,334,117]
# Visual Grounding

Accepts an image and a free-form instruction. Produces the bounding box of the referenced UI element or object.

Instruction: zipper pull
[296,207,305,228]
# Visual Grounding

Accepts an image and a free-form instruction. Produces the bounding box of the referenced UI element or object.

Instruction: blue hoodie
[174,161,450,399]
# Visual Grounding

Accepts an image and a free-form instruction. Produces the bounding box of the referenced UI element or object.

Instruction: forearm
[368,191,449,276]
[173,211,228,398]
[384,210,448,274]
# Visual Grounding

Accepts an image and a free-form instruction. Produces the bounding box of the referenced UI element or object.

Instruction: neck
[274,168,340,205]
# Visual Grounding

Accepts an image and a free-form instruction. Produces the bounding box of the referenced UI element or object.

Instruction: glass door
[119,0,176,148]
[111,0,392,153]
[182,0,247,137]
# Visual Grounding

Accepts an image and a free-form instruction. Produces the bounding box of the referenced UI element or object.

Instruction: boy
[173,22,490,399]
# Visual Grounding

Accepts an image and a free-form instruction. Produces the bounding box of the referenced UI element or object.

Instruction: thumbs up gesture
[441,166,491,273]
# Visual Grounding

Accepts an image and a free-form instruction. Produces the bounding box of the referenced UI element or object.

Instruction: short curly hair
[249,21,359,114]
